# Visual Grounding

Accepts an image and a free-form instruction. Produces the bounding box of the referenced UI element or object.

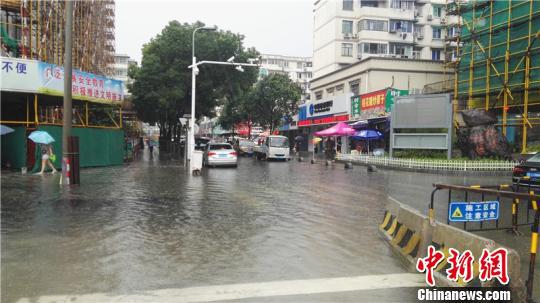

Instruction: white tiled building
[313,0,457,78]
[112,54,137,96]
[259,54,313,102]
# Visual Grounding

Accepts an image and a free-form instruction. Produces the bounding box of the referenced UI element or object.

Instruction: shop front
[349,88,408,153]
[298,94,352,152]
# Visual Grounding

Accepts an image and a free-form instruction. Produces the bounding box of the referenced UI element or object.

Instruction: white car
[203,143,238,167]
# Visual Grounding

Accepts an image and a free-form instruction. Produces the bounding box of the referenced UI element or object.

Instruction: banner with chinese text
[350,88,408,120]
[1,57,124,105]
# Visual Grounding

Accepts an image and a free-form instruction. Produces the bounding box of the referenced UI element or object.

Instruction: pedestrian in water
[37,143,57,174]
[149,140,154,154]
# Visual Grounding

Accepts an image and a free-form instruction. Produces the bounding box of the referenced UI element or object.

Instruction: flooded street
[1,150,510,302]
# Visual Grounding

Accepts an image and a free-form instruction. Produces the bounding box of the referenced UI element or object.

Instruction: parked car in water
[512,153,540,189]
[237,139,255,156]
[253,135,290,161]
[203,143,238,167]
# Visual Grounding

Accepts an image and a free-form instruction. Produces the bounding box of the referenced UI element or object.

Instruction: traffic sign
[448,201,499,222]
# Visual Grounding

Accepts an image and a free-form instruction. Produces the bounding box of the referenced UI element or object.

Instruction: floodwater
[0,149,517,302]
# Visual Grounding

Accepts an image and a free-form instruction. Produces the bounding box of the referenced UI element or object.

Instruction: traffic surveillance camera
[227,56,235,62]
[235,66,244,72]
[247,58,259,64]
[193,66,199,75]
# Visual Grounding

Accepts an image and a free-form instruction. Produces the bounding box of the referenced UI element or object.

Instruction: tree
[244,74,301,132]
[129,21,259,143]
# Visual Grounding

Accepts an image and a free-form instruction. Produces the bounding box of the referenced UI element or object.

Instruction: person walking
[37,143,57,174]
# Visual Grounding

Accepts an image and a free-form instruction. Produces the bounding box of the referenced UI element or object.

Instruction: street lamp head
[201,25,217,31]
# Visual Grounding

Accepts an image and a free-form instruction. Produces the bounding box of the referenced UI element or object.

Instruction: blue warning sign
[448,201,500,222]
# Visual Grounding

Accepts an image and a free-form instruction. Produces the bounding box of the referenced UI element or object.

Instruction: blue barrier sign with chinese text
[449,201,499,222]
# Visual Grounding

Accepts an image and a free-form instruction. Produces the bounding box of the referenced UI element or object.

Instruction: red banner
[360,89,386,111]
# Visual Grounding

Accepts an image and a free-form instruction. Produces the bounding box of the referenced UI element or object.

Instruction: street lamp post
[189,26,216,166]
[188,60,259,173]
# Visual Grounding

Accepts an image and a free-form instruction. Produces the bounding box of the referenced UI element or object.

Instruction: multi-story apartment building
[313,0,457,78]
[259,54,313,102]
[112,54,137,95]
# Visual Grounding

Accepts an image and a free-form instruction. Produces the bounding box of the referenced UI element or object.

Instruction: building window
[431,49,441,60]
[360,42,388,56]
[390,20,413,33]
[432,27,442,39]
[342,43,353,57]
[306,62,313,67]
[358,19,388,32]
[350,82,360,95]
[297,62,303,69]
[297,72,302,79]
[342,20,353,34]
[389,43,412,57]
[390,0,414,10]
[433,5,443,18]
[447,26,458,38]
[326,87,335,94]
[360,0,379,7]
[315,91,323,100]
[336,84,344,91]
[343,0,353,10]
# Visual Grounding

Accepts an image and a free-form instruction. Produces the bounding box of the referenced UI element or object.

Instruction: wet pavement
[1,149,537,302]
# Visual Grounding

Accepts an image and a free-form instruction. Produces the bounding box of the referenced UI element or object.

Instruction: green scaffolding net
[454,0,540,104]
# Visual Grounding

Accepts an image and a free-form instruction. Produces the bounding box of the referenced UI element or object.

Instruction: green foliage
[241,74,301,132]
[129,21,259,139]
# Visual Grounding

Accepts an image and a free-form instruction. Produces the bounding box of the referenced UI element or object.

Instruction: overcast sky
[115,0,313,64]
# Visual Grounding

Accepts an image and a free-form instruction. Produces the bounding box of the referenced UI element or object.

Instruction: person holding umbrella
[28,131,57,174]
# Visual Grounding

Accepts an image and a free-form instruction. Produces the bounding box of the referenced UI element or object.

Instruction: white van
[253,135,290,160]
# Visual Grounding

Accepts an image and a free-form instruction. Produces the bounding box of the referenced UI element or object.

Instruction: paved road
[1,149,530,302]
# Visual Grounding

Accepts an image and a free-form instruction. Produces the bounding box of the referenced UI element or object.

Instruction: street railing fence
[337,154,518,171]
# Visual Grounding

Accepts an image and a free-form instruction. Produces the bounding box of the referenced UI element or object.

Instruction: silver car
[203,143,238,167]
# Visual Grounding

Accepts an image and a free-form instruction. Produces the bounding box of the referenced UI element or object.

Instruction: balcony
[357,6,414,21]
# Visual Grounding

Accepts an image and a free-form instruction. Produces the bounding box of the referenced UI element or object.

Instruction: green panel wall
[1,126,27,168]
[1,125,124,170]
[33,126,125,170]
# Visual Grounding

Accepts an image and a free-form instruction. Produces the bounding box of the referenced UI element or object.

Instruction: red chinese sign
[360,89,386,111]
[416,246,509,286]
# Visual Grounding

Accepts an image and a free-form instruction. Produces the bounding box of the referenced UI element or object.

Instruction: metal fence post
[526,201,539,302]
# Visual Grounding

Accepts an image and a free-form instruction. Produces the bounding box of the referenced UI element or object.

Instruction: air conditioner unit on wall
[427,14,433,21]
[441,18,447,24]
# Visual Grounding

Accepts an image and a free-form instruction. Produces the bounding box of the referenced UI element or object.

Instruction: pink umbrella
[314,122,356,137]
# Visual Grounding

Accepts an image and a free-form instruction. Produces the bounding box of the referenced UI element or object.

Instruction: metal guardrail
[429,182,540,301]
[337,154,518,171]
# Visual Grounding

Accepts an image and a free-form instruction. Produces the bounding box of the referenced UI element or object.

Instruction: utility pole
[61,0,73,185]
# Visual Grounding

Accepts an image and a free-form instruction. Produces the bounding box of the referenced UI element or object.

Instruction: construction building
[1,0,115,76]
[447,0,539,153]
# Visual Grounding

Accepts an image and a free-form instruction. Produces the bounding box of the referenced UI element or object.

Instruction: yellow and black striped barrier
[379,210,422,260]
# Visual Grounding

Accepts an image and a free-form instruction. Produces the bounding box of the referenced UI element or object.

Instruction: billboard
[350,88,408,120]
[1,57,124,105]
